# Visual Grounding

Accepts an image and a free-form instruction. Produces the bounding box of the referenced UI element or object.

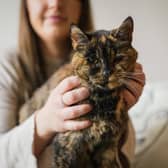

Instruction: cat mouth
[90,81,113,92]
[97,85,110,90]
[89,79,105,86]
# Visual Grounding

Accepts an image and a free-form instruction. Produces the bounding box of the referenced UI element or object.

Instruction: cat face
[71,17,137,90]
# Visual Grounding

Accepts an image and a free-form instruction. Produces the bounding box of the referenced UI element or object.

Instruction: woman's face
[26,0,82,42]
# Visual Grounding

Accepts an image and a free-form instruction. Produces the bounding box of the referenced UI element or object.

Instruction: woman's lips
[45,15,67,24]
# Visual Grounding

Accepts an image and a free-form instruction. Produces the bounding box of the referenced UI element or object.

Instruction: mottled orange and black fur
[19,17,137,168]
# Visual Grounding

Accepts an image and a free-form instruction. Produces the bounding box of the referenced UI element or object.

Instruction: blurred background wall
[0,0,168,82]
[0,0,20,55]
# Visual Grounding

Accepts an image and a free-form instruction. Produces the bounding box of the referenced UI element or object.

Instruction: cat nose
[103,70,111,78]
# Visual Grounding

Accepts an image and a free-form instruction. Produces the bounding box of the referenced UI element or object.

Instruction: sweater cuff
[15,114,37,167]
[0,115,37,168]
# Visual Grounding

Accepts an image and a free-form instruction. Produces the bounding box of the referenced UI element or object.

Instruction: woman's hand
[123,62,146,109]
[34,76,92,156]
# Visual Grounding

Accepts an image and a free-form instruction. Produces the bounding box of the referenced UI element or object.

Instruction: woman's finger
[133,62,146,86]
[135,62,143,71]
[123,86,140,109]
[62,104,92,120]
[64,120,92,131]
[123,62,146,109]
[62,87,90,106]
[54,76,81,94]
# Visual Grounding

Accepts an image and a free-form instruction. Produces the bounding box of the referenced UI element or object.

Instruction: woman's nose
[47,0,61,8]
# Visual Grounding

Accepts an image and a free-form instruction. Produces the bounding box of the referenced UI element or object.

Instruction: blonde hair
[18,0,94,89]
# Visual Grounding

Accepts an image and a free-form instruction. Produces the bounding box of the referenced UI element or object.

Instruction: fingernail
[73,76,81,84]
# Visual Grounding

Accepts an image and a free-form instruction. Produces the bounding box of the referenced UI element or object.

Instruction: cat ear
[70,24,89,50]
[114,16,134,42]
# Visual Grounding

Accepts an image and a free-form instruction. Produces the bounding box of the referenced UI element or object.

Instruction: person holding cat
[0,0,145,167]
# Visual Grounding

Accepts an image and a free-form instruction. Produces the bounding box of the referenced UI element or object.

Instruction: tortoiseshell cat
[19,17,137,168]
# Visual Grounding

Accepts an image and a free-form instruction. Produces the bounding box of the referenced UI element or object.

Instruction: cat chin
[90,83,115,92]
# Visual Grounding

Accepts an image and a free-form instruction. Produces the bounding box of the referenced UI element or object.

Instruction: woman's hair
[18,0,94,89]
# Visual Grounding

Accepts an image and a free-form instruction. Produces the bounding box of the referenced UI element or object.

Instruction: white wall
[0,0,168,82]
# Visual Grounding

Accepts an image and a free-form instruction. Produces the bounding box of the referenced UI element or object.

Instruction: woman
[0,0,145,167]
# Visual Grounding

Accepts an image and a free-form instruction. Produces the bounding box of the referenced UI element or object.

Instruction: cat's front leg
[93,127,130,168]
[93,144,122,168]
[52,131,94,168]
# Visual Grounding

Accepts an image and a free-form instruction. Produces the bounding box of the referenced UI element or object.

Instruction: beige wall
[0,0,20,54]
[0,0,168,82]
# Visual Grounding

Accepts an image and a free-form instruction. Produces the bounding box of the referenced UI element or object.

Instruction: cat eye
[114,54,130,70]
[114,54,125,63]
[86,48,97,63]
[86,56,94,63]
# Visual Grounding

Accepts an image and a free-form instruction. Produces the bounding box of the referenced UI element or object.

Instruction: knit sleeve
[0,53,38,168]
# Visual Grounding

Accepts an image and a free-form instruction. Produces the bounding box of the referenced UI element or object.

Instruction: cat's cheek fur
[72,54,89,80]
